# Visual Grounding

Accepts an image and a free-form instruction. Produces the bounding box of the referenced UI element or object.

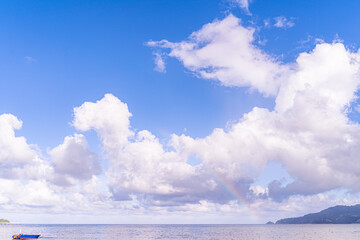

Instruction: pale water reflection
[1,224,360,240]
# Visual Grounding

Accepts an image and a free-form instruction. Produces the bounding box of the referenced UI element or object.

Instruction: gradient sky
[1,0,360,224]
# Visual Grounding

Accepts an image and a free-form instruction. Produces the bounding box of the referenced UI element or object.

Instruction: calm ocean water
[1,224,360,240]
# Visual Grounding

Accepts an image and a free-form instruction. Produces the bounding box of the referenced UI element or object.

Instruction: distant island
[276,204,360,224]
[0,219,10,224]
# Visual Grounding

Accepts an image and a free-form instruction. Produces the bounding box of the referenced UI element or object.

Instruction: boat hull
[13,234,40,239]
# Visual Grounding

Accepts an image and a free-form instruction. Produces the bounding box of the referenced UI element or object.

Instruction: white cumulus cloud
[148,15,291,96]
[0,114,37,166]
[2,14,360,221]
[148,15,360,203]
[73,93,134,153]
[49,134,101,186]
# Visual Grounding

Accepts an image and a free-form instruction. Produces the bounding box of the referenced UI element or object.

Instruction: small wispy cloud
[298,34,313,45]
[153,52,166,73]
[273,16,295,29]
[315,38,325,44]
[231,0,253,15]
[24,56,36,62]
[263,19,271,28]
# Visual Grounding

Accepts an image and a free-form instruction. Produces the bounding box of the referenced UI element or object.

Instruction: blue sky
[1,0,359,143]
[0,0,270,148]
[2,0,360,147]
[1,0,360,224]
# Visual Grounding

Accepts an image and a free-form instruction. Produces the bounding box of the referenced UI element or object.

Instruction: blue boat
[12,234,40,239]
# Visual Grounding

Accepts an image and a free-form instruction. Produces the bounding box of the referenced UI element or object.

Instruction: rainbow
[206,166,259,220]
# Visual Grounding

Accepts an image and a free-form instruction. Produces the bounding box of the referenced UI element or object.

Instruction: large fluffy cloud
[2,14,360,221]
[148,15,360,202]
[0,114,50,180]
[0,115,84,213]
[0,114,107,214]
[0,114,37,168]
[73,93,134,154]
[72,95,209,205]
[148,14,290,96]
[49,134,101,186]
[68,16,360,208]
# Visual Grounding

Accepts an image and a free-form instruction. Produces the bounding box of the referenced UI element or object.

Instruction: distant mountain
[276,204,360,224]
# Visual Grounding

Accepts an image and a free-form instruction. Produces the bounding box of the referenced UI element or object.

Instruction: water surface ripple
[1,224,360,239]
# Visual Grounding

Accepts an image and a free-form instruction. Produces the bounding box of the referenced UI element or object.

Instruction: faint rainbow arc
[205,165,259,220]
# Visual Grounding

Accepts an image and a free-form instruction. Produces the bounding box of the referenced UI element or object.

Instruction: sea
[1,224,360,240]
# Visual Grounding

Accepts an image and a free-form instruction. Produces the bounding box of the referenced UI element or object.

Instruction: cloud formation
[72,94,228,206]
[0,114,105,213]
[0,114,43,179]
[73,93,134,152]
[0,114,37,165]
[273,16,295,29]
[148,15,290,96]
[49,134,101,186]
[1,14,360,221]
[148,15,360,202]
[73,43,360,205]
